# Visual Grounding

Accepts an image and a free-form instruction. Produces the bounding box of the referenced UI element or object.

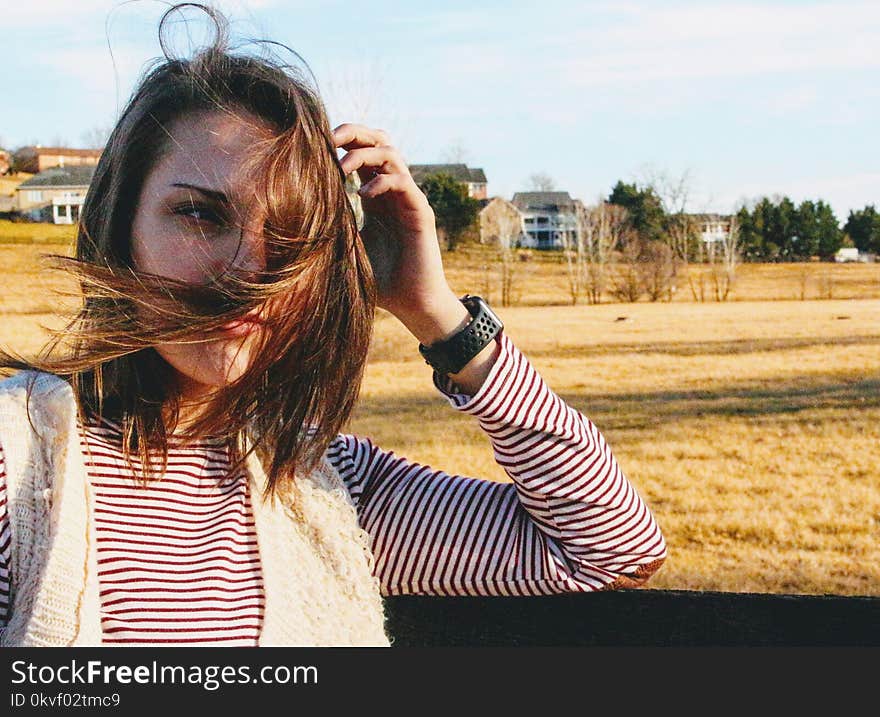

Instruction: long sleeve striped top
[0,333,667,644]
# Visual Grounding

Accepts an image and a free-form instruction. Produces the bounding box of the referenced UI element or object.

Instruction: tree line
[842,206,880,255]
[416,170,878,263]
[735,197,841,261]
[607,180,877,262]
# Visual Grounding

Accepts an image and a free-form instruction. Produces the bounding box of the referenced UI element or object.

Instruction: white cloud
[555,1,880,85]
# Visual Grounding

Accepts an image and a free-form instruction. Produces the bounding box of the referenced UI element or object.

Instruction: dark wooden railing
[383,590,880,646]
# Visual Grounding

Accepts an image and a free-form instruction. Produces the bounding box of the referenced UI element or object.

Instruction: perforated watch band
[418,295,503,376]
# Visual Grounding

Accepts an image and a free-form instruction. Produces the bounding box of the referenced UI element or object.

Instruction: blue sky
[3,0,878,220]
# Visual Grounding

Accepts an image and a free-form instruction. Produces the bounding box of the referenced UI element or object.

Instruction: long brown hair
[0,3,376,498]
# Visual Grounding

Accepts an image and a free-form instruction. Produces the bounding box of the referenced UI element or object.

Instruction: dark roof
[688,212,732,221]
[468,167,487,183]
[17,165,96,188]
[512,191,575,211]
[409,163,487,184]
[15,146,102,158]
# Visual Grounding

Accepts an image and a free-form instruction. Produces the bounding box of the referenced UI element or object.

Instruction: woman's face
[130,108,274,401]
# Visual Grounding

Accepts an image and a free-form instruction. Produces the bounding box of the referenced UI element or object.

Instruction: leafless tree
[640,240,675,302]
[441,139,469,164]
[561,200,587,304]
[528,172,556,192]
[640,167,701,300]
[321,55,415,159]
[565,200,628,304]
[80,125,112,150]
[323,55,385,124]
[798,264,811,300]
[709,214,741,301]
[612,233,643,303]
[818,267,835,299]
[480,198,524,306]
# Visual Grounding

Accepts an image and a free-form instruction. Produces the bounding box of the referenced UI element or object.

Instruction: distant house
[15,165,96,223]
[512,191,582,250]
[13,146,102,174]
[690,213,732,245]
[409,163,488,200]
[479,197,525,248]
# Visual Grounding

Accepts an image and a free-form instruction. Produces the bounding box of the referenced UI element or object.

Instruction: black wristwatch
[418,295,503,375]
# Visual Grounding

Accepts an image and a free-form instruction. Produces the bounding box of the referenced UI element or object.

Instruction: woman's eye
[172,203,224,225]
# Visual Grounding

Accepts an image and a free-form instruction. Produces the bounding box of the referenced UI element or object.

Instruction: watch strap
[418,295,503,376]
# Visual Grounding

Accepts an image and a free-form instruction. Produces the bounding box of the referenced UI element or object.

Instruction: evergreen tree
[771,197,798,259]
[608,180,665,243]
[815,201,842,258]
[418,173,480,251]
[753,197,777,260]
[843,205,880,254]
[736,205,762,260]
[794,200,819,259]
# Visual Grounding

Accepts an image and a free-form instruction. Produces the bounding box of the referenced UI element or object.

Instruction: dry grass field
[2,235,879,597]
[358,300,880,597]
[445,243,880,305]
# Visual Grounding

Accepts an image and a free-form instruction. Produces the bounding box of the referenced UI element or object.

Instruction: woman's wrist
[395,290,471,347]
[395,291,501,396]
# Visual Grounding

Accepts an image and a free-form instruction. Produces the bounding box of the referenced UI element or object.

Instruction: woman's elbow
[601,554,667,591]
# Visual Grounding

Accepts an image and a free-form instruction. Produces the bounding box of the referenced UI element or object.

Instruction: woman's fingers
[333,123,391,150]
[339,146,408,178]
[333,123,411,186]
[333,121,429,209]
[357,172,414,199]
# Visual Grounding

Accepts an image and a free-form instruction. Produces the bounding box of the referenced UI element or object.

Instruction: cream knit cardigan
[0,370,390,647]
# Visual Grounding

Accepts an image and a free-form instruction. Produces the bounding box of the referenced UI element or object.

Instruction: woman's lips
[216,310,265,336]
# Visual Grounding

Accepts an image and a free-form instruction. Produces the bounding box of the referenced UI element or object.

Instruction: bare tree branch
[528,172,556,192]
[480,198,524,306]
[441,139,469,164]
[80,125,112,150]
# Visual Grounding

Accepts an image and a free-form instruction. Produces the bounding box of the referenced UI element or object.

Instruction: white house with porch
[51,192,86,224]
[14,165,95,223]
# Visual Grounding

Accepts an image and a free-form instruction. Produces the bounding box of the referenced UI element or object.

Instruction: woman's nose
[215,223,267,282]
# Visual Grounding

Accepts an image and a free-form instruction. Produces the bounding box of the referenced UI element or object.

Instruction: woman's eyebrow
[170,182,230,204]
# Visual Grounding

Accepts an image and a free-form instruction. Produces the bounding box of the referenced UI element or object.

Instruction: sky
[2,0,878,220]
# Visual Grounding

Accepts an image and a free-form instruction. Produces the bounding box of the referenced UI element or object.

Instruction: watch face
[482,301,502,327]
[420,295,503,375]
[467,296,503,329]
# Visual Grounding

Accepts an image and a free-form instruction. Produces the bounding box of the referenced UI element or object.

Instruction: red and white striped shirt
[0,334,667,644]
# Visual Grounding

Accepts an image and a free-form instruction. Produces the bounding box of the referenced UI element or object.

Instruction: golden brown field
[2,237,879,597]
[445,244,880,305]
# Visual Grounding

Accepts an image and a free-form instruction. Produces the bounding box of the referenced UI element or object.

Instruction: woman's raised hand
[333,123,468,345]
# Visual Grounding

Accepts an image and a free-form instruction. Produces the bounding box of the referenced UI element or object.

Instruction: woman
[0,4,666,646]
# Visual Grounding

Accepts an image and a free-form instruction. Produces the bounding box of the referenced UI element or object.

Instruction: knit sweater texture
[0,370,391,647]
